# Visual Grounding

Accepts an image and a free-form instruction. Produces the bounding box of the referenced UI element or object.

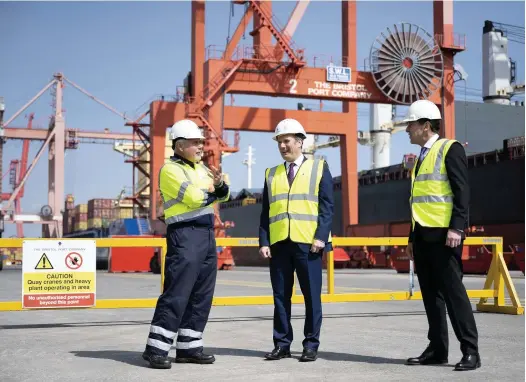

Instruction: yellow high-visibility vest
[159,158,229,225]
[266,157,331,245]
[410,138,457,228]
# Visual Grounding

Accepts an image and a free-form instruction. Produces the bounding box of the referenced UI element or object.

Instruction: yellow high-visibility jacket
[411,138,456,228]
[159,157,229,225]
[266,157,332,245]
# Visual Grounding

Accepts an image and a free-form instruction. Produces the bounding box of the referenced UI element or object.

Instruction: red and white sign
[22,240,96,309]
[65,252,83,270]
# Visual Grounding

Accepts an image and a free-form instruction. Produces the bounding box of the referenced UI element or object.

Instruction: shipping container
[114,207,134,219]
[88,208,113,219]
[88,198,115,210]
[74,222,88,231]
[103,199,114,209]
[75,204,88,214]
[88,199,103,210]
[75,213,88,222]
[88,218,102,229]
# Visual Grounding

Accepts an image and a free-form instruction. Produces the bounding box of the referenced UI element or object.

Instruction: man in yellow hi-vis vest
[142,119,229,369]
[401,100,480,371]
[259,118,334,362]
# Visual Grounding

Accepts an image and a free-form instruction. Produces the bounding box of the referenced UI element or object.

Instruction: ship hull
[220,148,525,268]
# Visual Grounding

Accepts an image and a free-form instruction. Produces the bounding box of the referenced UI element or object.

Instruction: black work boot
[142,351,172,369]
[175,352,215,364]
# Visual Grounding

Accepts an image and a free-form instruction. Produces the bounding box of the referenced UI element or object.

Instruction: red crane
[1,113,33,237]
[146,0,465,239]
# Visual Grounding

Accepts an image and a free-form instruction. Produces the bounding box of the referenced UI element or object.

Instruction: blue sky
[0,0,524,238]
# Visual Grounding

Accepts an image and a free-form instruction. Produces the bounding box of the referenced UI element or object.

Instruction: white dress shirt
[420,133,440,160]
[285,155,305,179]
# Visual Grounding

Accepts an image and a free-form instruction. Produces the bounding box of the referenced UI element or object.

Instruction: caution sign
[22,240,96,309]
[35,253,54,270]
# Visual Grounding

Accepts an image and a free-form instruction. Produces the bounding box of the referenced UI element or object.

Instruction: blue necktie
[416,147,428,174]
[419,147,428,161]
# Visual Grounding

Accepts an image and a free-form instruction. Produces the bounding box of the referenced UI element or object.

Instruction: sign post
[22,240,96,309]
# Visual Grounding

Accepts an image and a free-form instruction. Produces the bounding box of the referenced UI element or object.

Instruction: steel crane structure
[144,0,465,235]
[0,73,137,237]
[0,113,34,238]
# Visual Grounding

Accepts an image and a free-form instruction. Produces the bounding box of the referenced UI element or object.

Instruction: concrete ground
[0,266,524,381]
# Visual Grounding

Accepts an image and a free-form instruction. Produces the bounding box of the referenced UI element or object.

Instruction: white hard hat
[402,100,441,123]
[272,118,307,141]
[169,119,205,140]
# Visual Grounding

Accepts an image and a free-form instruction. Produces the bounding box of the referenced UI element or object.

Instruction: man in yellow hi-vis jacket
[402,100,480,371]
[259,118,334,362]
[142,119,229,369]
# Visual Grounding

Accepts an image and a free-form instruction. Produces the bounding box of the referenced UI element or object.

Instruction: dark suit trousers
[413,232,479,356]
[269,239,323,351]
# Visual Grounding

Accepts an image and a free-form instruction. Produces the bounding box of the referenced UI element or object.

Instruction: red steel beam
[223,106,351,135]
[273,0,310,61]
[341,0,358,230]
[220,62,443,105]
[149,101,351,135]
[222,6,254,60]
[434,0,459,139]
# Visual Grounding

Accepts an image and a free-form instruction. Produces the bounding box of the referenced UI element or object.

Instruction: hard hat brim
[272,132,306,141]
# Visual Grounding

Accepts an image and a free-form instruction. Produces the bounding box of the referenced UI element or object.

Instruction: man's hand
[446,229,462,248]
[209,165,223,186]
[406,242,413,261]
[311,239,324,253]
[259,246,271,259]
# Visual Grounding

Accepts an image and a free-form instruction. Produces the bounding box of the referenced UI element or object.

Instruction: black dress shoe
[299,348,317,362]
[454,354,481,371]
[406,350,448,365]
[142,351,172,369]
[264,346,291,360]
[175,352,215,364]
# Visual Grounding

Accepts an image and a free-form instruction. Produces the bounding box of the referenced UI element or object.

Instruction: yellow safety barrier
[0,236,523,315]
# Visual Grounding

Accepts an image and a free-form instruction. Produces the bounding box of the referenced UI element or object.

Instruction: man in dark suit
[258,118,334,362]
[402,100,481,371]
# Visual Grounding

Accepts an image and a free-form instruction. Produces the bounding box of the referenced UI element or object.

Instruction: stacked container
[113,206,134,219]
[74,204,88,232]
[63,194,76,234]
[88,198,115,229]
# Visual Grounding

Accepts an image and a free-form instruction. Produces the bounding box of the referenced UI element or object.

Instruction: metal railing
[0,236,522,315]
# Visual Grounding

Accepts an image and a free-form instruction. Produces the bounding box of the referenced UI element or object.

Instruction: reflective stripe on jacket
[266,157,331,245]
[159,159,229,225]
[411,138,456,228]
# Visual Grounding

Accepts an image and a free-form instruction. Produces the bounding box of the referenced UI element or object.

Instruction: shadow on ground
[70,347,418,367]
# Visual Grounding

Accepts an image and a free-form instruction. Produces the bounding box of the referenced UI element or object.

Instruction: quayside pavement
[0,267,524,381]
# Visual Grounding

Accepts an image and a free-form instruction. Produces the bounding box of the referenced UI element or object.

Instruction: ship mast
[242,145,255,189]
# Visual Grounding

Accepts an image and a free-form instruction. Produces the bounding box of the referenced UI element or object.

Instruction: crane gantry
[0,73,138,237]
[146,0,465,236]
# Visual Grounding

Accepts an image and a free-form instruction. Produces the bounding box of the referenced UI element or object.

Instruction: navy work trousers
[145,224,217,357]
[269,239,323,351]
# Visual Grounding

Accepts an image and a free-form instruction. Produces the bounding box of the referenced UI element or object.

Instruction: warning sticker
[35,253,54,270]
[22,240,96,309]
[65,252,83,270]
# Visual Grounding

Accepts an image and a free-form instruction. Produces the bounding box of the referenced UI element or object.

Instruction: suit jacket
[409,141,469,244]
[259,157,334,251]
